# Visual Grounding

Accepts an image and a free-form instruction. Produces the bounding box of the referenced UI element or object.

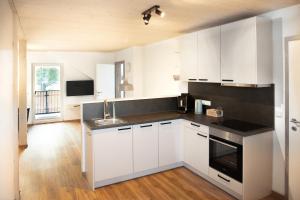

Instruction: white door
[289,39,300,200]
[96,64,115,99]
[133,123,159,172]
[158,120,180,167]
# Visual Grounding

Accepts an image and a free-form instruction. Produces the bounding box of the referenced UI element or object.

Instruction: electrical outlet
[202,100,211,106]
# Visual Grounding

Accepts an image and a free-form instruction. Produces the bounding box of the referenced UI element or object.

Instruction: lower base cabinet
[85,119,272,200]
[159,120,180,167]
[133,123,159,172]
[93,127,133,182]
[183,124,209,175]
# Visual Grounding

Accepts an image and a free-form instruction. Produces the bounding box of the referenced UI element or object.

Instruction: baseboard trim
[63,119,80,123]
[90,162,279,200]
[28,119,80,126]
[94,162,184,189]
[270,191,285,200]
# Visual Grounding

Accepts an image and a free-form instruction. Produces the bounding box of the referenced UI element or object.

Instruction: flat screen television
[66,80,94,96]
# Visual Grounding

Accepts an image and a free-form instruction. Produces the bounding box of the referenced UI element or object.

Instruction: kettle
[194,99,203,115]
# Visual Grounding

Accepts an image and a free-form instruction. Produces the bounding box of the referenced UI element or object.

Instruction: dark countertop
[84,111,274,137]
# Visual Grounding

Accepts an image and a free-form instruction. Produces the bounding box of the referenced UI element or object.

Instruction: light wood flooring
[20,122,283,200]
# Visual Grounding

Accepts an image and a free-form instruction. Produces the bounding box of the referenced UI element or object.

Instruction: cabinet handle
[218,174,230,183]
[197,133,207,138]
[160,122,172,125]
[222,79,234,82]
[140,124,152,128]
[191,123,200,127]
[118,127,131,131]
[198,79,208,81]
[188,78,197,81]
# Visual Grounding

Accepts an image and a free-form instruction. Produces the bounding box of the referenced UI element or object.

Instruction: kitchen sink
[93,118,127,126]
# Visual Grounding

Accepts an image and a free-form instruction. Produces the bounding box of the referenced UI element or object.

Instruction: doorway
[32,64,62,123]
[286,37,300,200]
[115,61,126,98]
[96,64,115,99]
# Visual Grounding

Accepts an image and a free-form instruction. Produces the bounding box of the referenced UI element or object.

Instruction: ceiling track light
[141,5,165,25]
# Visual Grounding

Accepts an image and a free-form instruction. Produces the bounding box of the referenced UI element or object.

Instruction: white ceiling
[13,0,299,51]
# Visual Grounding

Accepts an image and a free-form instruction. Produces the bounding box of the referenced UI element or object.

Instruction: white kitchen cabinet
[133,123,159,172]
[221,16,272,85]
[179,32,198,81]
[197,26,221,83]
[158,120,180,167]
[184,123,209,175]
[93,126,133,183]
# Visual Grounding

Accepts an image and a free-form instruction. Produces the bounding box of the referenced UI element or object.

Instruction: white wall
[27,51,115,122]
[27,37,188,123]
[0,0,19,199]
[142,38,188,97]
[263,4,300,195]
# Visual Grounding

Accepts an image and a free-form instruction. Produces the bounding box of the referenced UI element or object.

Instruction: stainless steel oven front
[209,128,243,183]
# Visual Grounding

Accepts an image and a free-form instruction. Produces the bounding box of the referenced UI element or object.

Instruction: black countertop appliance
[177,93,192,113]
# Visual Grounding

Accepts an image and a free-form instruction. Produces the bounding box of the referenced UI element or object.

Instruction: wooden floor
[20,122,283,200]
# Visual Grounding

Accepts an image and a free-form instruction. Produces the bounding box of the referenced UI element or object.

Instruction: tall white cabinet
[220,17,272,85]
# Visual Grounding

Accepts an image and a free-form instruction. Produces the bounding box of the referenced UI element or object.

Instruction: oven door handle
[209,138,238,149]
[218,174,231,182]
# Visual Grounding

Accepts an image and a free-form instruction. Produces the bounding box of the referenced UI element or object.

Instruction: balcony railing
[35,90,60,115]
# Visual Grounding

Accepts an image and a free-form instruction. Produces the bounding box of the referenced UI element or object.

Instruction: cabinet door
[198,26,221,83]
[184,126,208,175]
[221,17,257,84]
[133,123,159,172]
[179,32,198,81]
[93,127,133,182]
[158,121,180,167]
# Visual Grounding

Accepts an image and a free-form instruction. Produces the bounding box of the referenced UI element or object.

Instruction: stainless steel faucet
[103,99,110,119]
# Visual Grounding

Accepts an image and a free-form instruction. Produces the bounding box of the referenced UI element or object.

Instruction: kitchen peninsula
[81,93,273,200]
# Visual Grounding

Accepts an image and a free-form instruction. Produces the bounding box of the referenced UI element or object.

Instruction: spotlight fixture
[143,13,151,25]
[141,5,165,25]
[155,8,165,18]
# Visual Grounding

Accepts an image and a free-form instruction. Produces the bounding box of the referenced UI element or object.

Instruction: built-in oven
[209,130,243,183]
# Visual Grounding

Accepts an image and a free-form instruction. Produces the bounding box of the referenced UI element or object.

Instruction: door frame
[284,35,300,199]
[31,63,64,124]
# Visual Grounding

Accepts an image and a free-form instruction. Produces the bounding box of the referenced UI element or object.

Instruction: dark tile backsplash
[188,82,274,127]
[83,97,178,121]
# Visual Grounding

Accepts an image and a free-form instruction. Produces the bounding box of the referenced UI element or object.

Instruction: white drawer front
[184,120,209,134]
[209,167,243,195]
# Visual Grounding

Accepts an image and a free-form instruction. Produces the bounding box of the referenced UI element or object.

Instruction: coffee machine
[177,93,192,113]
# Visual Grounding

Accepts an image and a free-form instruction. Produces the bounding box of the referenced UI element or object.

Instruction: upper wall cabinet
[179,32,198,81]
[179,27,221,82]
[197,26,221,83]
[221,17,272,85]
